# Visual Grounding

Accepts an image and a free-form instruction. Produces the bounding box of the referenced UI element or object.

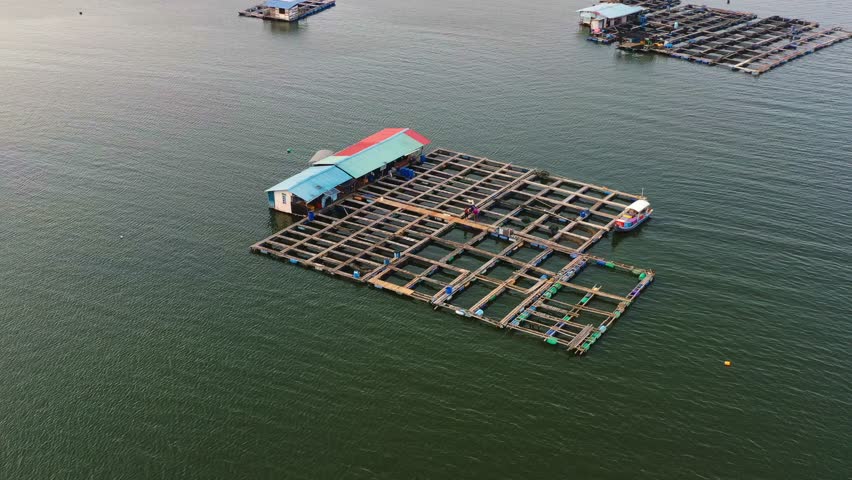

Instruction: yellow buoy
[724,360,732,367]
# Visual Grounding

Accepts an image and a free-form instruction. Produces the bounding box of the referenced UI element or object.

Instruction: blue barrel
[394,251,401,259]
[307,211,315,221]
[445,286,453,295]
[353,271,361,279]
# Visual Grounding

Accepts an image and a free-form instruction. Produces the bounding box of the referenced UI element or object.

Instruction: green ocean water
[1,0,851,478]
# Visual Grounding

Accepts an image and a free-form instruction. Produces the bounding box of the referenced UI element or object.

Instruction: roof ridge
[334,128,409,159]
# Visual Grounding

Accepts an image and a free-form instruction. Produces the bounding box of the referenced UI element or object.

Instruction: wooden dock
[595,2,852,75]
[251,149,655,355]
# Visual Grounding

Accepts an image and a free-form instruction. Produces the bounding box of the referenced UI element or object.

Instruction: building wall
[321,191,338,208]
[271,190,294,213]
[264,7,295,21]
[583,14,639,30]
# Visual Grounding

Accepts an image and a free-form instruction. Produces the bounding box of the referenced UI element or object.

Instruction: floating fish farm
[252,149,656,355]
[589,1,852,75]
[239,0,335,23]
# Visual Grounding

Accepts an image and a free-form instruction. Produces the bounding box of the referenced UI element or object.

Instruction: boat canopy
[626,199,650,212]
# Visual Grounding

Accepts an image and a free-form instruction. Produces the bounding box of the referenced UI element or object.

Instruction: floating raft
[239,0,335,22]
[600,2,852,75]
[251,150,656,355]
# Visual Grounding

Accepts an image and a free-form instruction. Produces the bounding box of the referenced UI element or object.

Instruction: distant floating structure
[579,3,645,35]
[239,0,335,22]
[580,1,852,75]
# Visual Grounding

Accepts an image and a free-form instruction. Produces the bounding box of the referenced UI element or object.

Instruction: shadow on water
[267,209,298,232]
[613,48,659,66]
[574,28,594,43]
[610,219,652,249]
[264,20,305,35]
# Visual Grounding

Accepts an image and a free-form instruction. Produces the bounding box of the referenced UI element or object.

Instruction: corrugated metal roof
[265,165,353,202]
[314,128,431,179]
[336,128,407,157]
[577,3,644,19]
[264,0,303,9]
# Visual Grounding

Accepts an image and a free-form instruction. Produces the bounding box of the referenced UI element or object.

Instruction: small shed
[578,3,645,31]
[260,0,306,21]
[266,165,353,214]
[265,128,431,215]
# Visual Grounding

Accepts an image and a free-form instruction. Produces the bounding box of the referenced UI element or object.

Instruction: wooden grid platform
[598,3,852,75]
[251,150,655,355]
[644,5,757,37]
[657,15,852,75]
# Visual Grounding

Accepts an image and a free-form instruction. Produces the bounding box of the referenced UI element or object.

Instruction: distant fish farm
[239,0,335,22]
[252,129,656,355]
[579,1,852,75]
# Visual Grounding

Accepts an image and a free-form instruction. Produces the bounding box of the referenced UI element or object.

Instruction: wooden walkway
[251,150,655,355]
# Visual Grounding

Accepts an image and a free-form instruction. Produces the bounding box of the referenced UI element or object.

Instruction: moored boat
[615,199,652,231]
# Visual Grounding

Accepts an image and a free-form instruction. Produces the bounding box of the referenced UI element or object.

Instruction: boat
[615,200,652,232]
